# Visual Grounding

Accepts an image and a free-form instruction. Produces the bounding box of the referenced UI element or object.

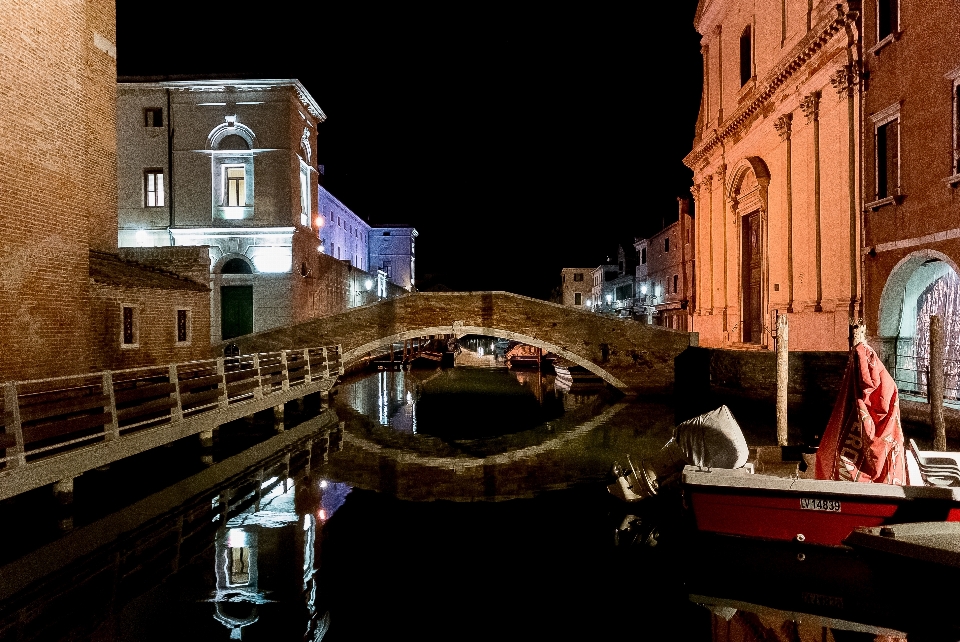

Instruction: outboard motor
[608,405,749,502]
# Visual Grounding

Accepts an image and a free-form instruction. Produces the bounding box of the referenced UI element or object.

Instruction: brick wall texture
[0,0,119,382]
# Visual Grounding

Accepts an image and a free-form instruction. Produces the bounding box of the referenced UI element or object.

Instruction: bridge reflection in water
[7,365,957,640]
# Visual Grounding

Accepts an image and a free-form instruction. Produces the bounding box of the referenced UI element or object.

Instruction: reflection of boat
[504,344,543,369]
[553,359,603,385]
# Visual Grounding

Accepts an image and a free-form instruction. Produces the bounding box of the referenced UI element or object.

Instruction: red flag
[815,342,905,484]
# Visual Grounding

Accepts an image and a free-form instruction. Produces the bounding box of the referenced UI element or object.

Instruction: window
[573,273,584,282]
[877,0,899,42]
[144,108,163,127]
[664,238,670,252]
[144,169,164,207]
[575,293,583,306]
[951,69,960,179]
[176,309,191,344]
[300,166,310,226]
[739,25,752,86]
[641,248,647,264]
[673,274,679,293]
[121,305,139,347]
[870,103,901,203]
[225,167,246,207]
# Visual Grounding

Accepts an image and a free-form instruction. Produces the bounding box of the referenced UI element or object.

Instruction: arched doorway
[877,251,960,402]
[728,158,771,344]
[219,256,254,340]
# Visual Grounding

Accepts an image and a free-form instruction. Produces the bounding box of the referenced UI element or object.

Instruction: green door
[221,286,253,339]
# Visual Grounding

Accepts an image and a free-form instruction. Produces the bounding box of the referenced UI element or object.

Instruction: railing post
[4,382,25,468]
[168,364,183,422]
[102,372,120,441]
[931,314,947,451]
[216,357,228,408]
[322,347,331,378]
[338,344,344,374]
[281,351,290,391]
[303,348,312,384]
[253,353,263,400]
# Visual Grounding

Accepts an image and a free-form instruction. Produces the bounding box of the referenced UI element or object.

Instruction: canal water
[1,344,958,641]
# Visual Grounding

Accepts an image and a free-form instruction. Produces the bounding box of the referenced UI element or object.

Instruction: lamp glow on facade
[252,247,292,273]
[606,294,612,303]
[640,285,647,295]
[135,229,149,246]
[364,279,373,290]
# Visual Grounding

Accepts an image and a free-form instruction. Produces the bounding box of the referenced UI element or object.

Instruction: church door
[741,212,762,343]
[221,286,253,339]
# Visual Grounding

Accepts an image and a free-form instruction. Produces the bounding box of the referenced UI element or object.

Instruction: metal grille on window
[177,310,188,342]
[123,307,135,344]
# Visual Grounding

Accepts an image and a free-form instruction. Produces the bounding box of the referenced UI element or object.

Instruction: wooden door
[742,213,762,343]
[221,285,253,340]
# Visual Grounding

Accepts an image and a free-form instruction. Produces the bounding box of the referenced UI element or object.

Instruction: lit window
[121,305,139,347]
[226,167,246,207]
[144,108,163,127]
[144,169,164,207]
[176,309,191,344]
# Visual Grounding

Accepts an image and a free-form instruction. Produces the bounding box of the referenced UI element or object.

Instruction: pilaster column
[774,112,794,312]
[800,91,822,311]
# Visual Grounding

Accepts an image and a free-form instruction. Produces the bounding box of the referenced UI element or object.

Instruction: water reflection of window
[378,370,389,425]
[228,546,250,585]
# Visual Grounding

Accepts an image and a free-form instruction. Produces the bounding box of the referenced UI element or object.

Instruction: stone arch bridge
[218,292,697,395]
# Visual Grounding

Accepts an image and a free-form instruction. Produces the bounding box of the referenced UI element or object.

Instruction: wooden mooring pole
[776,313,789,447]
[930,314,947,451]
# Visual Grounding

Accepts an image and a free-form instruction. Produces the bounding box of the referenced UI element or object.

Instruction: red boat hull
[683,466,960,546]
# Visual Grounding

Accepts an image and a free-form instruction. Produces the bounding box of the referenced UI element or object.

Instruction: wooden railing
[0,345,343,471]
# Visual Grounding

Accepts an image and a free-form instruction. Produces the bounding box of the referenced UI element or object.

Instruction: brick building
[559,268,592,307]
[0,1,211,384]
[859,0,960,397]
[636,200,694,330]
[686,0,862,350]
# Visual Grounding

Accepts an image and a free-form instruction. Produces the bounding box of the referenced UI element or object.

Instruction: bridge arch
[343,324,630,390]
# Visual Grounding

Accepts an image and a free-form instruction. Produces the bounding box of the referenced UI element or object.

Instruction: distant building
[636,200,694,330]
[608,242,639,318]
[368,225,418,292]
[591,263,619,313]
[560,268,592,307]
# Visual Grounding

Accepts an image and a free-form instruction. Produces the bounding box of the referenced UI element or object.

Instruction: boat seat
[909,439,960,487]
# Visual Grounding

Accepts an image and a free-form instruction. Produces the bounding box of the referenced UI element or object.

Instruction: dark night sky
[117,3,703,299]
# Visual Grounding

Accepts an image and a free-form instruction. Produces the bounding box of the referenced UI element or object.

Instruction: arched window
[740,25,752,86]
[222,257,253,274]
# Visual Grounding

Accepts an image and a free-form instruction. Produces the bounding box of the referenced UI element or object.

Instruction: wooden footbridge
[0,345,344,502]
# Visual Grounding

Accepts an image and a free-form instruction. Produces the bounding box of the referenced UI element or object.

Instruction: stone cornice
[684,3,859,170]
[119,78,327,122]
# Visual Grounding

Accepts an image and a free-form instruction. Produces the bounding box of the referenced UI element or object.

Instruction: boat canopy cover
[815,342,905,484]
[674,405,749,469]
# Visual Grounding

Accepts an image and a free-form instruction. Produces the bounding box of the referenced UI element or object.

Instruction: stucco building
[859,0,960,397]
[590,264,619,314]
[117,78,331,342]
[559,268,592,307]
[685,0,863,350]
